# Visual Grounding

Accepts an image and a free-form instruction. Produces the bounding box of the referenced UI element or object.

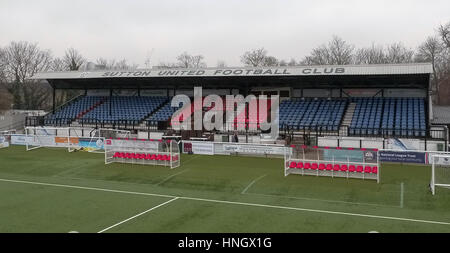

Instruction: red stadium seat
[311,163,318,170]
[340,164,348,171]
[125,153,132,159]
[162,155,169,161]
[156,154,162,161]
[333,164,340,171]
[296,162,304,169]
[150,154,156,160]
[120,152,125,158]
[349,165,356,172]
[326,164,333,171]
[372,166,378,174]
[144,154,150,160]
[318,163,326,170]
[289,161,297,168]
[304,163,311,169]
[356,165,364,172]
[364,166,372,173]
[113,152,120,158]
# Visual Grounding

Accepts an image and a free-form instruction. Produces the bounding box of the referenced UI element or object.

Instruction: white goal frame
[25,126,71,151]
[67,128,131,154]
[430,154,450,195]
[104,138,180,169]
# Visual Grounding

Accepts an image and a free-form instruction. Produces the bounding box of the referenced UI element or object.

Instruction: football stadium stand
[279,98,346,131]
[42,95,428,138]
[27,63,447,148]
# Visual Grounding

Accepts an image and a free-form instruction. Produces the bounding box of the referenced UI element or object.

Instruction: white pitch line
[155,169,189,186]
[241,174,267,194]
[97,197,178,233]
[181,196,450,226]
[1,177,450,227]
[243,191,396,208]
[52,163,90,177]
[0,178,177,199]
[400,182,404,208]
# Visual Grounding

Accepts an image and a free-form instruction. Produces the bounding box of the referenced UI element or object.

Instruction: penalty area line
[97,197,179,233]
[1,177,450,227]
[155,169,190,186]
[241,174,267,194]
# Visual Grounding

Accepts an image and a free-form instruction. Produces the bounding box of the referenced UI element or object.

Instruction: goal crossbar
[430,154,450,195]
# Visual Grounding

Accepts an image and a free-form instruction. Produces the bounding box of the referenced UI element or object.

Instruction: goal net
[104,138,180,169]
[67,128,131,153]
[430,154,450,195]
[25,126,131,154]
[285,145,380,182]
[25,126,71,151]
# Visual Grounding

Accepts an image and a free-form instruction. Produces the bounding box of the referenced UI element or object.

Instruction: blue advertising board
[379,151,426,164]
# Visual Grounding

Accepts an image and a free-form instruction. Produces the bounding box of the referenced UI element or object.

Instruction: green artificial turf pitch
[0,145,450,233]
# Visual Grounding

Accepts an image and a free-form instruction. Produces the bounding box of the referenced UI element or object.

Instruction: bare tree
[0,47,6,84]
[155,62,180,69]
[385,42,415,64]
[51,57,66,71]
[0,84,13,111]
[439,22,450,49]
[302,36,355,65]
[240,48,268,67]
[240,48,281,67]
[416,37,444,104]
[94,58,138,70]
[263,56,279,66]
[355,44,387,64]
[1,41,53,109]
[115,59,138,70]
[176,52,207,68]
[63,48,85,71]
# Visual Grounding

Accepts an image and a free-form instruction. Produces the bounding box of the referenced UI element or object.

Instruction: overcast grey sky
[1,0,449,67]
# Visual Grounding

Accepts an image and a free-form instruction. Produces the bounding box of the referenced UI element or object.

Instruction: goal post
[25,126,131,154]
[285,145,380,182]
[104,138,180,169]
[170,140,181,169]
[67,127,131,153]
[430,154,450,195]
[25,126,70,151]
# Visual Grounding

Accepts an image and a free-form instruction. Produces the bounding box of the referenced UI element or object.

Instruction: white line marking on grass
[181,155,200,166]
[400,182,404,208]
[241,174,267,194]
[52,163,90,177]
[0,178,177,199]
[97,197,178,233]
[243,192,397,208]
[155,169,190,186]
[1,177,450,227]
[181,196,450,226]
